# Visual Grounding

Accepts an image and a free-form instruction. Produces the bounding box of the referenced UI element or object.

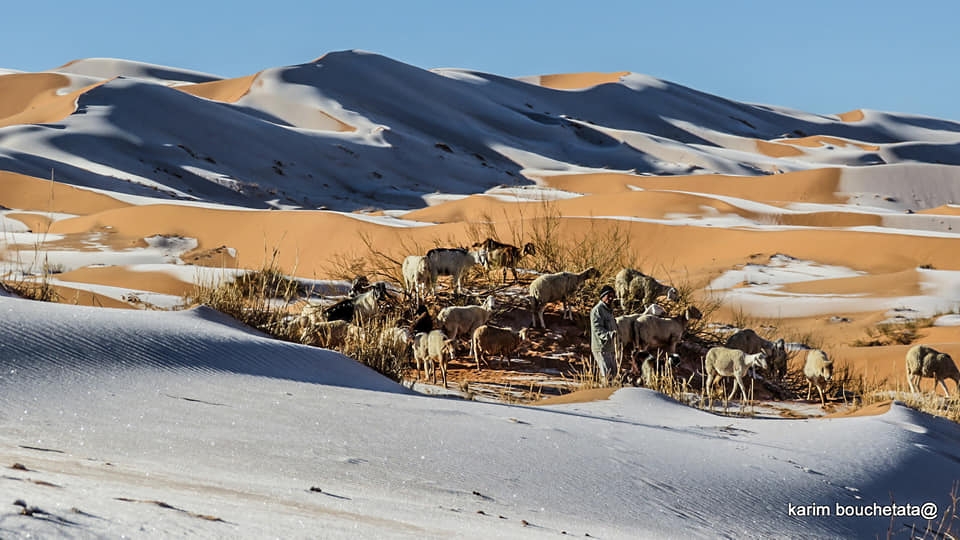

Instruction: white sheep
[436,295,496,342]
[725,329,788,380]
[528,267,601,329]
[906,344,959,396]
[633,306,702,357]
[471,325,528,370]
[803,349,833,406]
[413,329,455,386]
[425,247,483,295]
[402,255,433,308]
[704,346,768,403]
[614,306,665,363]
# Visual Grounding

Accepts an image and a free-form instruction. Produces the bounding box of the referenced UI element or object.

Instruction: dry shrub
[185,255,302,343]
[852,318,933,347]
[2,274,59,303]
[338,314,411,382]
[568,354,621,390]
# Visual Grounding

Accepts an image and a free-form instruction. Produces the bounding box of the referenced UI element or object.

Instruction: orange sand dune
[534,387,616,405]
[838,110,865,122]
[824,400,892,418]
[0,171,130,215]
[0,73,105,127]
[177,73,258,103]
[46,205,473,279]
[772,135,879,152]
[47,283,132,309]
[754,140,806,158]
[776,212,881,228]
[176,73,356,131]
[779,269,920,297]
[534,168,845,204]
[918,205,960,216]
[407,190,764,224]
[56,266,195,298]
[536,71,630,90]
[44,202,960,291]
[409,191,880,230]
[4,213,53,233]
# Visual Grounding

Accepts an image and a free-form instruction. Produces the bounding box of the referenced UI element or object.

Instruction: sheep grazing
[436,295,496,342]
[615,268,677,312]
[725,329,788,380]
[323,282,387,324]
[402,255,433,307]
[704,346,768,403]
[633,306,702,357]
[528,267,601,329]
[629,275,678,312]
[614,268,647,306]
[413,329,455,386]
[425,247,482,295]
[906,344,959,396]
[614,305,666,363]
[615,313,642,364]
[803,349,834,406]
[472,238,536,282]
[471,325,528,370]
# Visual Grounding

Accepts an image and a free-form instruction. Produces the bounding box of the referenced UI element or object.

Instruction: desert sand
[2,54,960,404]
[3,51,960,538]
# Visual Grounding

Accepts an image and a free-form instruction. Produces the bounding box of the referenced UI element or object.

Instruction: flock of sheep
[294,237,960,406]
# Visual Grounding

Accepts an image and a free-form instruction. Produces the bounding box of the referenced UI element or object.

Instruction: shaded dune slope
[2,51,960,211]
[0,296,410,396]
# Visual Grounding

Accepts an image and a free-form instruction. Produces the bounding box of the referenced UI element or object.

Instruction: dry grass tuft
[851,317,934,347]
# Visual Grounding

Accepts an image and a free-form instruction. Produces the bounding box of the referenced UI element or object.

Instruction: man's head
[599,285,616,305]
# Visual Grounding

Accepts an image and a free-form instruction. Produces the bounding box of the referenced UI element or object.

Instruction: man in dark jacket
[590,285,618,382]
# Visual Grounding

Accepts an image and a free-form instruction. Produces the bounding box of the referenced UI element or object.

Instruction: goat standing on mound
[472,238,536,282]
[401,255,433,308]
[425,247,482,295]
[528,267,600,329]
[906,344,959,396]
[704,346,768,404]
[471,325,528,370]
[633,306,702,358]
[413,330,455,386]
[436,295,496,342]
[725,329,788,381]
[803,349,834,406]
[615,268,678,312]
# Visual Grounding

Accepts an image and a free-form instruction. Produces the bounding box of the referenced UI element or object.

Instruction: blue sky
[4,1,959,121]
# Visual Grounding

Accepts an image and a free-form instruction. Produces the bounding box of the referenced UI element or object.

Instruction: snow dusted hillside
[1,294,960,538]
[1,50,959,211]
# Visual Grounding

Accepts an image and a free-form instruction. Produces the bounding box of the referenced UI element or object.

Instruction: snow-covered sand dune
[1,295,958,538]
